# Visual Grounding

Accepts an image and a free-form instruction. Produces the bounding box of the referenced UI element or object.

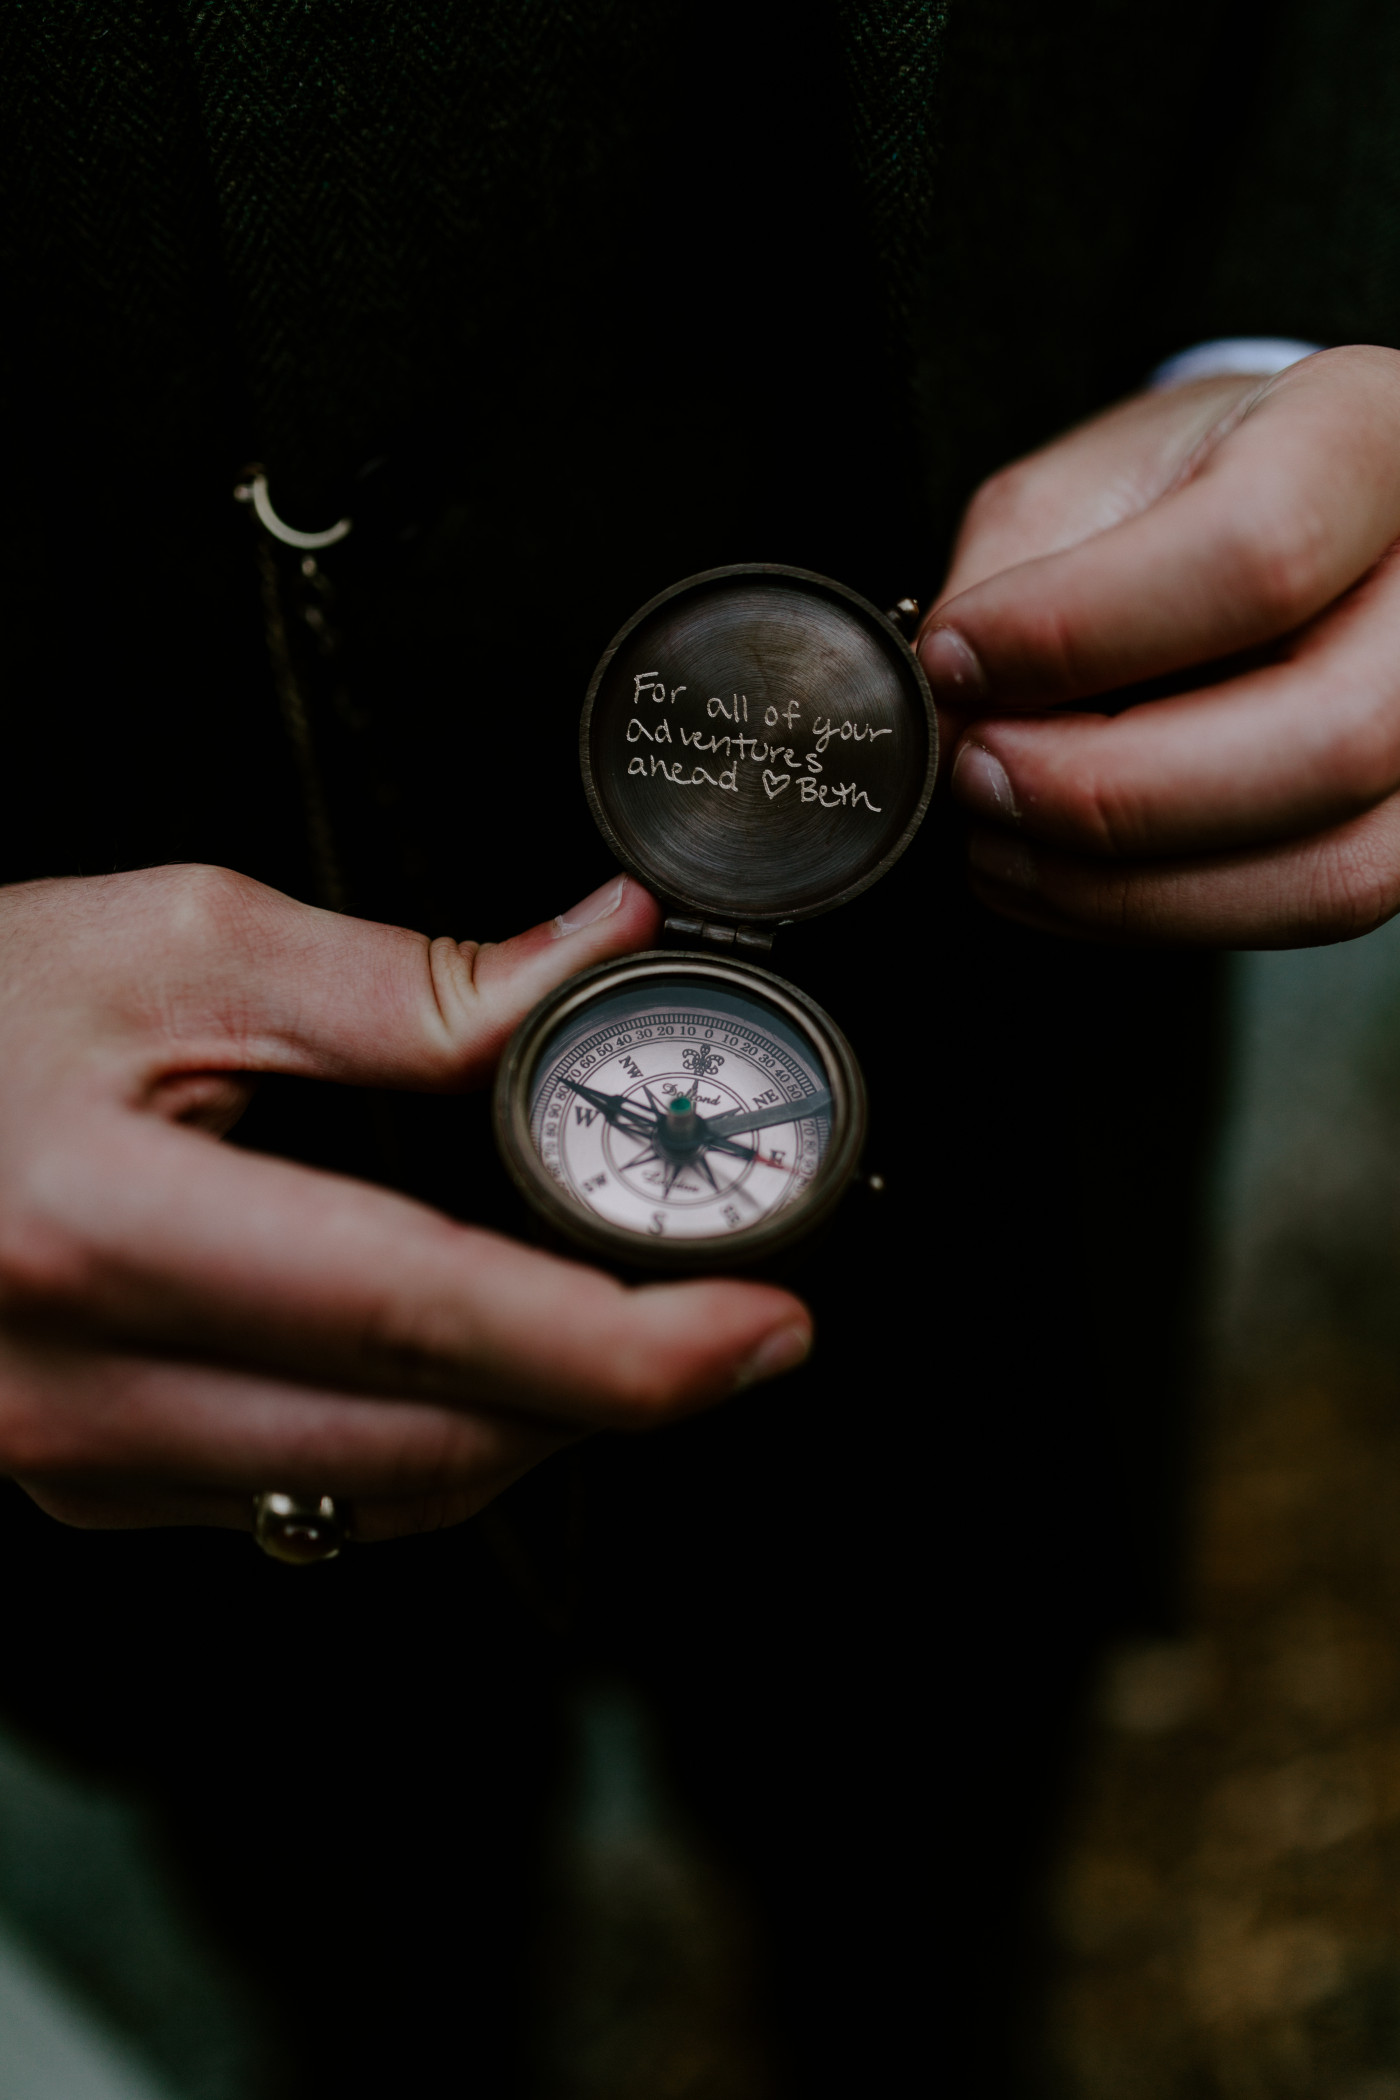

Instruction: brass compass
[494,563,936,1270]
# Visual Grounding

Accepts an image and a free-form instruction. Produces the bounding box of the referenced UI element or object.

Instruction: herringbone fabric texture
[174,0,669,509]
[0,0,230,495]
[835,1,947,327]
[2,1,947,519]
[10,1,1400,548]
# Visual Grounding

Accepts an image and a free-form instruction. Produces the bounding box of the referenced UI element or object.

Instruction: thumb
[193,871,661,1090]
[917,346,1400,710]
[430,874,663,1082]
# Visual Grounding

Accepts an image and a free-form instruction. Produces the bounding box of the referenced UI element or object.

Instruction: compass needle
[702,1090,833,1142]
[496,563,930,1258]
[559,1076,631,1126]
[519,973,860,1252]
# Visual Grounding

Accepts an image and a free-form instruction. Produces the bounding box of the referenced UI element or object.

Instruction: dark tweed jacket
[0,10,1394,2085]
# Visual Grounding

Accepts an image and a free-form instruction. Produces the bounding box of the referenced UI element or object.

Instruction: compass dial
[498,959,862,1260]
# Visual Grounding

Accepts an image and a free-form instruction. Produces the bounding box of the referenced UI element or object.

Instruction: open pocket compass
[494,563,937,1270]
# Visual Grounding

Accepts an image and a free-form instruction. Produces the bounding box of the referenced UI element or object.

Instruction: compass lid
[579,564,937,927]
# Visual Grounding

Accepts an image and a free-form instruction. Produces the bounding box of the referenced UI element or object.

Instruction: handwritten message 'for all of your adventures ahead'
[622,672,890,815]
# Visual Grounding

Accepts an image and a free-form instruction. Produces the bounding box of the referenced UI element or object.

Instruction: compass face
[519,967,844,1249]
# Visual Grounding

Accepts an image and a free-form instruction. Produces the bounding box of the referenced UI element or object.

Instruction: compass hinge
[664,914,773,956]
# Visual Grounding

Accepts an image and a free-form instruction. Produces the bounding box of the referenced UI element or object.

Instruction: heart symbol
[762,769,791,800]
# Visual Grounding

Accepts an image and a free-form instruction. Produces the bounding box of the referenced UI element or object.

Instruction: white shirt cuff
[1147,338,1324,390]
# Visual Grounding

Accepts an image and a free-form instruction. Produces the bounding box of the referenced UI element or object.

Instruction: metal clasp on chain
[233,469,352,550]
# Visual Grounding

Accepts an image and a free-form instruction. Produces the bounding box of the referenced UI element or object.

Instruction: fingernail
[919,624,987,701]
[968,829,1040,891]
[734,1323,812,1392]
[952,743,1020,822]
[554,875,627,937]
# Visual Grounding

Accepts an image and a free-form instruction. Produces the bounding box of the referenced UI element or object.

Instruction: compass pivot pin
[663,1095,700,1149]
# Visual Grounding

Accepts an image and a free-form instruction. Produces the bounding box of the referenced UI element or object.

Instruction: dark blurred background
[6,918,1400,2100]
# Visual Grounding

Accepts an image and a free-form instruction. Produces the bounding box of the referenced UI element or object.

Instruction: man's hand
[918,344,1400,945]
[0,868,811,1539]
